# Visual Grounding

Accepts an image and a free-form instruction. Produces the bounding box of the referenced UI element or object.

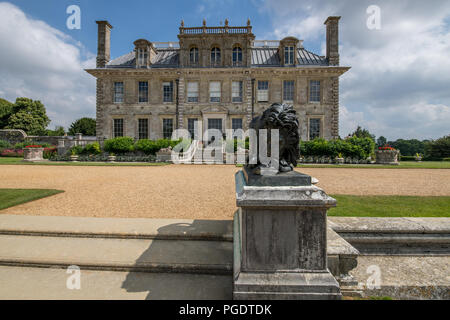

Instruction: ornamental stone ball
[246,103,300,174]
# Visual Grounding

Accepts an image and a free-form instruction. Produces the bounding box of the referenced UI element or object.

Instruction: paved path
[1,165,449,219]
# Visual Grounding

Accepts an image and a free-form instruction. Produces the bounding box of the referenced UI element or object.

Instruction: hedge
[103,137,135,154]
[134,138,184,155]
[299,137,375,160]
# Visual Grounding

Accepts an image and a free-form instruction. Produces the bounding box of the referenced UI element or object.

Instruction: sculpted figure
[246,103,300,174]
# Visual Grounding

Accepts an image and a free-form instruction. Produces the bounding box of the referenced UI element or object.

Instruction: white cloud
[262,0,450,140]
[0,2,96,130]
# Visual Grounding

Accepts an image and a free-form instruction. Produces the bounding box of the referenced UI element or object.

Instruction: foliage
[13,141,52,149]
[5,98,50,135]
[350,126,376,141]
[103,137,135,154]
[300,137,374,160]
[400,156,416,161]
[43,147,57,159]
[0,139,12,151]
[68,145,84,156]
[68,118,96,136]
[424,135,450,160]
[81,142,102,155]
[0,98,14,129]
[46,126,66,136]
[0,149,23,157]
[376,136,387,148]
[134,138,184,155]
[388,139,428,156]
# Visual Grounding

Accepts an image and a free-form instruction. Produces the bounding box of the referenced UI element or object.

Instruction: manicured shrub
[346,136,375,159]
[68,145,84,155]
[300,137,373,160]
[103,137,134,154]
[134,139,159,155]
[82,142,102,155]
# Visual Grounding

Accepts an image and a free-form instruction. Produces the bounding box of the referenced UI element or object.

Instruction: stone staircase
[0,215,233,300]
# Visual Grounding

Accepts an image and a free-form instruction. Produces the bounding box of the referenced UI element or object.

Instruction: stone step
[0,234,233,275]
[0,215,233,242]
[0,266,232,300]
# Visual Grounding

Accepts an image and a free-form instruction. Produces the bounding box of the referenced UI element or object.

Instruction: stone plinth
[22,148,44,162]
[233,168,342,300]
[376,150,399,165]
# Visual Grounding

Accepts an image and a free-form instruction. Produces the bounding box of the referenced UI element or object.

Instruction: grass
[0,189,64,211]
[329,195,450,217]
[0,157,170,167]
[298,161,450,169]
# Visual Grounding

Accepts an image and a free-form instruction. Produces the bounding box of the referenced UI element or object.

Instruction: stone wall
[0,129,27,144]
[92,67,347,141]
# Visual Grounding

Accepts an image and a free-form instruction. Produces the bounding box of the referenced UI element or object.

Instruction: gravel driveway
[1,165,449,219]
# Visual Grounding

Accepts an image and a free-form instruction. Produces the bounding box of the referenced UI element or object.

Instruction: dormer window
[285,46,295,65]
[190,47,199,65]
[232,46,242,66]
[137,48,148,68]
[211,47,221,66]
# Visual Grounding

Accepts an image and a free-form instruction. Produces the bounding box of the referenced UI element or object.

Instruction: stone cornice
[85,66,350,78]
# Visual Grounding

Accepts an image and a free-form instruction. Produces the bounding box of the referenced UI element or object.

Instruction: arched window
[190,47,199,65]
[211,47,221,66]
[232,46,243,66]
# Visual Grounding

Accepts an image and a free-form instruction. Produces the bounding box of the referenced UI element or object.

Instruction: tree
[376,136,387,147]
[425,135,450,159]
[68,118,96,136]
[5,98,50,135]
[389,139,428,156]
[46,126,66,136]
[351,126,376,142]
[0,98,13,129]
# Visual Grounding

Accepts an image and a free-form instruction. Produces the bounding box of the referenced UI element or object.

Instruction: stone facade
[86,18,350,141]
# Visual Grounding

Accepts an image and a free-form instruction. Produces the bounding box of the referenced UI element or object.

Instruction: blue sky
[0,0,449,140]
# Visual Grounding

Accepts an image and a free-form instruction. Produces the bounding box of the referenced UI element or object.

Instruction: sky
[0,0,449,141]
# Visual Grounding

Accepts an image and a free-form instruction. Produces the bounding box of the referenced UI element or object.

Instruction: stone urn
[23,147,44,162]
[156,147,173,162]
[70,155,79,162]
[376,149,400,165]
[415,155,423,162]
[107,155,116,162]
[335,157,344,165]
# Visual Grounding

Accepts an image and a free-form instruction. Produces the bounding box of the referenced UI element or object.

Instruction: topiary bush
[134,139,159,155]
[103,137,135,154]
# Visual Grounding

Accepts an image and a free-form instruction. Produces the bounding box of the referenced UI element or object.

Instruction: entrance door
[207,118,223,143]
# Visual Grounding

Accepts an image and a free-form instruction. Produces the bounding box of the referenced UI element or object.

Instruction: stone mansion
[86,18,350,142]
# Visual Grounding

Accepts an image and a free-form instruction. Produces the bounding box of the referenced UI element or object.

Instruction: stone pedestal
[233,167,341,300]
[22,148,44,162]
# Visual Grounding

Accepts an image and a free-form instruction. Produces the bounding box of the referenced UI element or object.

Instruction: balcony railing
[180,26,252,35]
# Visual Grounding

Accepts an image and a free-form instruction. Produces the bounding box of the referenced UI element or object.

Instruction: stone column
[233,167,342,300]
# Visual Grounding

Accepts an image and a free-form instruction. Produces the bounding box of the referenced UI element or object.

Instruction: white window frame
[232,81,243,103]
[187,81,199,103]
[309,80,321,103]
[283,80,295,102]
[257,81,269,102]
[114,82,124,104]
[163,81,174,103]
[285,46,295,65]
[209,81,221,103]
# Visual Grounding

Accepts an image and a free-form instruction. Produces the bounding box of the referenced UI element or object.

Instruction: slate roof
[106,47,327,69]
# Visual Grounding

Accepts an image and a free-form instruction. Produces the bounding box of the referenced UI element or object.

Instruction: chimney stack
[96,21,113,68]
[324,16,340,66]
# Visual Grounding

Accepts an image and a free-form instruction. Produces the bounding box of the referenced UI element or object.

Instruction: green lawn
[0,157,170,167]
[298,162,450,169]
[0,189,64,211]
[329,195,450,217]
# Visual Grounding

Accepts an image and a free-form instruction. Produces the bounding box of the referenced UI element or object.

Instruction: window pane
[163,81,173,102]
[233,47,242,66]
[211,47,221,65]
[187,82,199,102]
[310,80,321,102]
[138,119,148,140]
[139,81,148,103]
[113,119,124,138]
[257,81,269,102]
[114,82,124,103]
[190,47,199,64]
[163,119,173,139]
[232,118,243,131]
[232,81,243,102]
[188,118,198,139]
[285,46,294,65]
[309,118,321,140]
[210,82,221,102]
[283,80,294,101]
